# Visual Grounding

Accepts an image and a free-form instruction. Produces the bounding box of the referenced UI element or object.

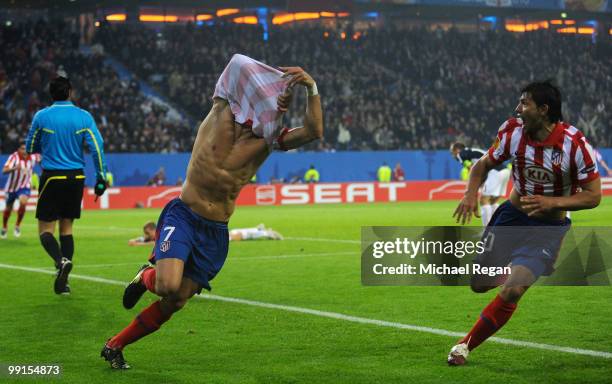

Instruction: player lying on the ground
[229,223,283,241]
[448,81,601,366]
[2,142,39,239]
[128,221,282,245]
[450,142,510,226]
[101,54,322,369]
[127,221,157,246]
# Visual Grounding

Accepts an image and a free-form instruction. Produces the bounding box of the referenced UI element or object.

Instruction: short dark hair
[520,80,563,123]
[19,141,26,147]
[450,142,465,152]
[143,221,156,231]
[49,76,72,101]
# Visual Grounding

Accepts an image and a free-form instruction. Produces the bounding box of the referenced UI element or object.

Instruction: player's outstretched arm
[275,67,323,150]
[2,162,16,174]
[128,237,155,246]
[600,159,611,176]
[453,154,496,224]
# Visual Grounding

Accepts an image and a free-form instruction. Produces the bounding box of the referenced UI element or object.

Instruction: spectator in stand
[393,162,405,181]
[337,120,351,150]
[377,162,392,183]
[95,23,611,150]
[0,21,194,155]
[304,165,320,183]
[148,167,166,186]
[2,20,610,154]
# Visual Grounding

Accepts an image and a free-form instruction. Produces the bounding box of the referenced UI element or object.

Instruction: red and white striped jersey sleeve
[573,134,599,185]
[488,118,520,164]
[32,153,41,166]
[3,153,17,170]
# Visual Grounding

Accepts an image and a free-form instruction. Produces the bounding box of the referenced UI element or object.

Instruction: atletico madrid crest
[160,241,171,252]
[551,149,563,166]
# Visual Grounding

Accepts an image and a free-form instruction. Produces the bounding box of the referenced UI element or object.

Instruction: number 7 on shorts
[162,226,175,242]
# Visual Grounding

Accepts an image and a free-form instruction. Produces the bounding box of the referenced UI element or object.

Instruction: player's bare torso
[180,99,270,222]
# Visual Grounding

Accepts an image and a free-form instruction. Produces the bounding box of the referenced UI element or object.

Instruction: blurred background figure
[393,162,405,181]
[229,224,283,241]
[2,141,39,238]
[148,166,166,186]
[304,164,320,183]
[377,162,391,183]
[128,221,157,246]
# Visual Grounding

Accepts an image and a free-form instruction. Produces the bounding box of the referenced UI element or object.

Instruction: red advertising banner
[1,178,611,211]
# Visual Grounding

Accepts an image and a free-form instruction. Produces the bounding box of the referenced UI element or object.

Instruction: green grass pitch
[1,198,611,383]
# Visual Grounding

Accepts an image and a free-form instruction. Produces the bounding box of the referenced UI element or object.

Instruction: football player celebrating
[2,142,39,238]
[449,81,601,365]
[101,55,322,369]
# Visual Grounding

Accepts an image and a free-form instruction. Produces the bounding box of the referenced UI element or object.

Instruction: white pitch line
[39,262,144,270]
[35,251,357,270]
[17,225,362,245]
[232,251,355,260]
[1,262,610,360]
[284,236,360,244]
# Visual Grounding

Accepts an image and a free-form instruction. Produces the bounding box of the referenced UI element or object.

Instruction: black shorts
[36,169,85,221]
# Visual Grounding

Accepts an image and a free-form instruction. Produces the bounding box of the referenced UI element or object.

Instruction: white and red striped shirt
[213,54,287,146]
[3,152,40,192]
[488,118,599,197]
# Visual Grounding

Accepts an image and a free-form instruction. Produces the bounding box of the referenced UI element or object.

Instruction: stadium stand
[0,20,194,153]
[1,20,610,153]
[95,22,612,151]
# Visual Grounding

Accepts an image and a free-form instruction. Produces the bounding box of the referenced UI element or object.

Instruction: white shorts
[482,168,510,197]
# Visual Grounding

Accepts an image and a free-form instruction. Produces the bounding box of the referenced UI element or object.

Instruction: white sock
[481,205,492,226]
[491,203,499,214]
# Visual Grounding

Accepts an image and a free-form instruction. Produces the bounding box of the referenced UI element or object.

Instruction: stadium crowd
[96,22,612,151]
[0,20,194,153]
[1,19,610,153]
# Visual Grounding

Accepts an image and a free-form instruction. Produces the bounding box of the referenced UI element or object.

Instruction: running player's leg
[479,195,492,226]
[59,218,74,261]
[490,168,510,215]
[37,172,64,269]
[481,170,499,226]
[111,272,197,349]
[103,275,201,369]
[464,265,534,347]
[127,243,188,300]
[1,193,15,238]
[50,218,75,294]
[490,196,501,214]
[52,173,84,293]
[103,279,199,365]
[153,257,185,296]
[449,264,533,365]
[38,220,62,268]
[14,192,29,236]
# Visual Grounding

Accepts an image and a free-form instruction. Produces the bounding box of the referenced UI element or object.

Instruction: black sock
[60,235,74,261]
[40,232,63,268]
